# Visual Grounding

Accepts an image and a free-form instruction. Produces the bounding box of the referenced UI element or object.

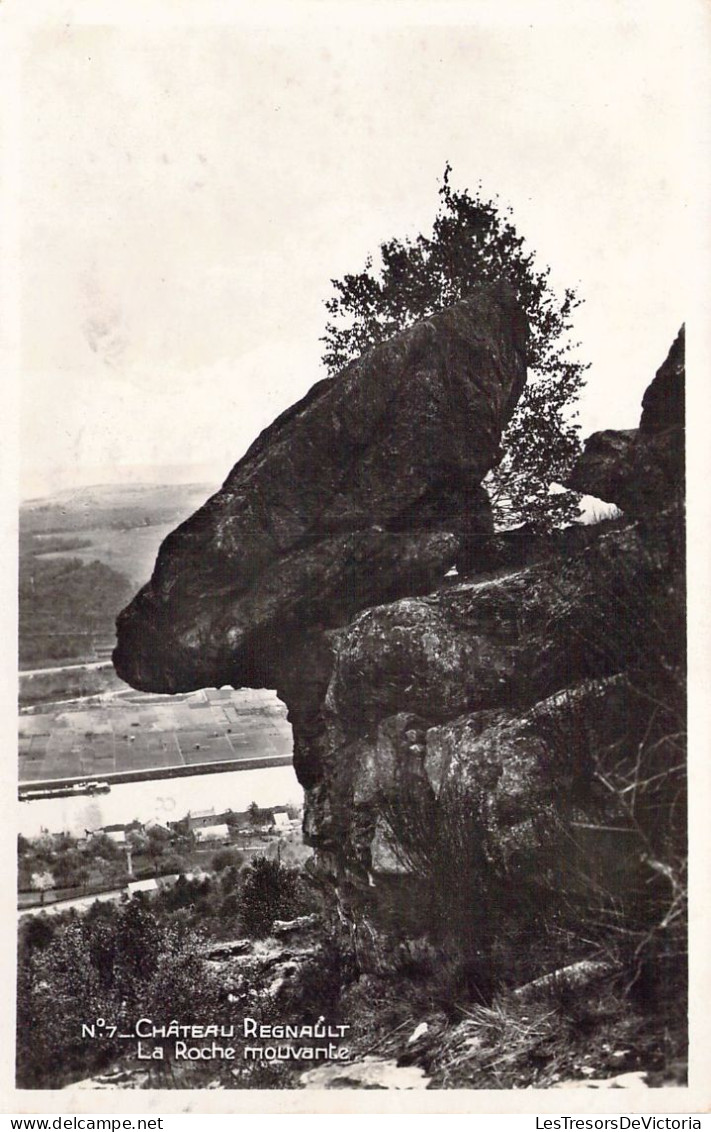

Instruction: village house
[193,822,231,845]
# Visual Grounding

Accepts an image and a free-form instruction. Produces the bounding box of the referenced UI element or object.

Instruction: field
[19,687,293,784]
[25,521,196,593]
[18,480,296,792]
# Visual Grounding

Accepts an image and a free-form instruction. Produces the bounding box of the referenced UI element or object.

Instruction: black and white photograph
[2,0,708,1115]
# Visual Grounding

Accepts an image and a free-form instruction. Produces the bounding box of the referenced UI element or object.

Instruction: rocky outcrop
[114,286,527,788]
[568,326,684,514]
[113,308,684,984]
[308,517,683,960]
[114,285,526,698]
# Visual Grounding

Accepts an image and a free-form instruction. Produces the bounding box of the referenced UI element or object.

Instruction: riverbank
[19,753,294,800]
[18,763,302,839]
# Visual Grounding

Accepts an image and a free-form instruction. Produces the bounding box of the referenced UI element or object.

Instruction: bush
[212,848,244,873]
[239,857,303,938]
[16,894,225,1088]
[281,925,358,1022]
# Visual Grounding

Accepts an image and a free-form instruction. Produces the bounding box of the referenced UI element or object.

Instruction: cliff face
[311,520,683,962]
[113,298,685,975]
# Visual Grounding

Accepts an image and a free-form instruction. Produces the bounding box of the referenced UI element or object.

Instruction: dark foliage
[16,895,222,1089]
[379,779,554,1001]
[239,857,304,938]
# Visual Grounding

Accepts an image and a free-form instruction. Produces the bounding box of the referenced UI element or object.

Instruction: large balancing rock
[114,285,527,694]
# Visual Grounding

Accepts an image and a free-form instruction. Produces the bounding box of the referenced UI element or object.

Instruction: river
[18,764,302,838]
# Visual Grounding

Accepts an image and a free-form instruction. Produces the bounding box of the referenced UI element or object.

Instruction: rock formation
[568,326,684,514]
[114,300,685,983]
[114,285,527,786]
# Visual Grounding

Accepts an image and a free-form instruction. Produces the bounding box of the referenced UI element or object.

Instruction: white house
[193,823,231,845]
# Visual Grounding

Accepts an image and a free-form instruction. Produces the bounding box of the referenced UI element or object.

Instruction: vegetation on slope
[19,556,136,666]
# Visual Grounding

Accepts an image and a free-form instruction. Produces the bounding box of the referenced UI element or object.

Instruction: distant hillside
[19,557,137,667]
[20,482,214,591]
[19,481,214,669]
[21,481,215,534]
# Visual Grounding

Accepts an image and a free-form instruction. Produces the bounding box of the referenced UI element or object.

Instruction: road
[19,660,113,678]
[17,875,179,919]
[19,887,126,919]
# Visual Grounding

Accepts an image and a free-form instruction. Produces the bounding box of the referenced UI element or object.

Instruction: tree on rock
[321,164,587,530]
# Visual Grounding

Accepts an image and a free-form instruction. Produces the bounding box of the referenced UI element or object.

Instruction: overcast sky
[13,1,703,498]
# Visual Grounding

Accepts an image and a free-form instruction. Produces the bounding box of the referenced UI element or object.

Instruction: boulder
[114,286,527,696]
[306,503,683,954]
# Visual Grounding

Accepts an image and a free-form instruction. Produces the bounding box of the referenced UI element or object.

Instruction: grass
[419,972,686,1089]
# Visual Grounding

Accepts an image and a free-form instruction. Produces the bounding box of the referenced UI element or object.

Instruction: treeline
[19,534,93,556]
[18,828,188,894]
